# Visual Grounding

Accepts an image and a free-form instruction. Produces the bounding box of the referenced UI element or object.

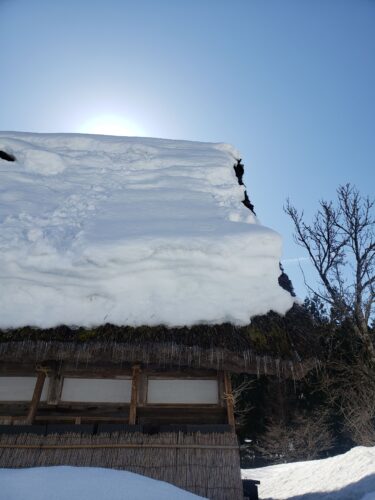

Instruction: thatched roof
[0,305,319,378]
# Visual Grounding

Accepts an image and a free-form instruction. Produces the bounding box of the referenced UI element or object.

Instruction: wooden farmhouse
[0,133,315,499]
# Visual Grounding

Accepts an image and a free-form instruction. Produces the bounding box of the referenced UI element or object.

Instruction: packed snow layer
[0,132,293,328]
[0,466,205,500]
[242,446,375,500]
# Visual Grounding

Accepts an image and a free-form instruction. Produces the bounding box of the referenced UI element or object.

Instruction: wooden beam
[25,370,46,424]
[137,371,147,407]
[129,365,141,425]
[0,443,239,451]
[34,415,129,423]
[223,371,235,429]
[0,416,13,424]
[218,372,226,408]
[47,374,63,405]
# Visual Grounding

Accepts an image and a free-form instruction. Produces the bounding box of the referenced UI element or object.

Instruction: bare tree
[285,184,375,361]
[230,376,254,426]
[321,362,375,446]
[255,409,333,463]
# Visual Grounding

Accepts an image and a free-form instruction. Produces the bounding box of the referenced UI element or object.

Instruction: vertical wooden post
[223,371,235,429]
[129,365,141,425]
[47,373,63,406]
[25,370,46,424]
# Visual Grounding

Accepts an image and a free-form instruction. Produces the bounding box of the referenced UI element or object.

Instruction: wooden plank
[25,370,46,424]
[2,408,225,425]
[0,362,133,377]
[0,363,217,379]
[129,365,141,425]
[35,416,130,423]
[223,371,235,428]
[47,374,63,405]
[138,405,225,425]
[218,372,226,408]
[138,371,147,407]
[151,402,221,407]
[41,402,131,410]
[0,403,29,418]
[1,404,223,414]
[0,363,38,375]
[139,406,225,413]
[61,369,133,378]
[0,416,13,424]
[0,443,238,450]
[146,374,217,380]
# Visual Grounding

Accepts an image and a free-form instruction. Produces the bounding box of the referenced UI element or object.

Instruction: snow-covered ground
[242,446,375,499]
[0,466,205,500]
[0,132,293,328]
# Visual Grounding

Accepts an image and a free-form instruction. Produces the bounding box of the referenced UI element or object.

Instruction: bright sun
[78,115,143,137]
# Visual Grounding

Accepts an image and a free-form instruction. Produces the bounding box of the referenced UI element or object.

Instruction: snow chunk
[0,132,294,328]
[0,136,66,175]
[22,148,66,175]
[0,466,205,500]
[243,446,375,499]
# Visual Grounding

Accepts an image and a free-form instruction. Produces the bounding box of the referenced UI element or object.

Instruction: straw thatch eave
[0,305,319,378]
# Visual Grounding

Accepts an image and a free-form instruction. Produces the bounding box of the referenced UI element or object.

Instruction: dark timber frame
[0,362,235,430]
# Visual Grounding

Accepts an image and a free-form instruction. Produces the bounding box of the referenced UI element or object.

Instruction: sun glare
[78,115,143,137]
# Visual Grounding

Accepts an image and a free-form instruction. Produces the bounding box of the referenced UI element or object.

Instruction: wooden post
[129,365,141,425]
[223,371,235,428]
[47,373,63,405]
[25,370,46,424]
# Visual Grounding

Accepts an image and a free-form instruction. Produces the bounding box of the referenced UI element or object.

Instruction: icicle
[275,358,280,380]
[290,361,296,391]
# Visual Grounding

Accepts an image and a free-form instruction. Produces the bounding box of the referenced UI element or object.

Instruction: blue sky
[1,0,374,297]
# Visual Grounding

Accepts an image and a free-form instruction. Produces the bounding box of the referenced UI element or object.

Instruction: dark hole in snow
[278,263,296,297]
[233,159,256,215]
[234,161,294,297]
[243,191,255,214]
[234,159,245,185]
[0,151,16,162]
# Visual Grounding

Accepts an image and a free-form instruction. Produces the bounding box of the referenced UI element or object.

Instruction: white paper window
[0,376,49,402]
[61,378,132,403]
[147,379,219,404]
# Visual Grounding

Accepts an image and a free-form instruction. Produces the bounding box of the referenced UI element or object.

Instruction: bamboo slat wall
[0,431,243,500]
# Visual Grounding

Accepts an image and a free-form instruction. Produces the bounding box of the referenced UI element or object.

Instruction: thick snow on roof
[0,132,293,328]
